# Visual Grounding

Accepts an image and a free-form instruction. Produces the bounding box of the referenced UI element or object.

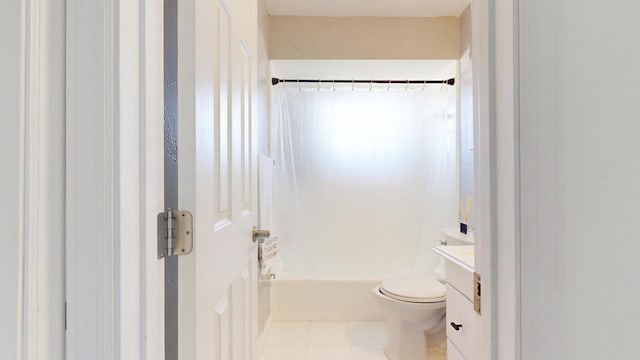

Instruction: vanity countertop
[432,245,474,272]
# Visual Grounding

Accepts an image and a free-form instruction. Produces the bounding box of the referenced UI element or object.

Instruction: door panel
[215,1,232,228]
[177,0,258,358]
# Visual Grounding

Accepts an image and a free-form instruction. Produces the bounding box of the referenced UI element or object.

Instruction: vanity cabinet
[433,245,479,360]
[446,283,476,359]
[447,340,467,360]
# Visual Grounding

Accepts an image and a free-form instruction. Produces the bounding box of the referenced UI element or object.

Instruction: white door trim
[66,0,117,356]
[0,0,66,358]
[473,0,520,359]
[23,0,45,355]
[471,0,495,357]
[66,0,164,358]
[139,1,166,359]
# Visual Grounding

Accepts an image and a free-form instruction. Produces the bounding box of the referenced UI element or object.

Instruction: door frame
[61,0,523,358]
[65,0,164,358]
[1,0,66,357]
[472,0,521,359]
[471,0,522,359]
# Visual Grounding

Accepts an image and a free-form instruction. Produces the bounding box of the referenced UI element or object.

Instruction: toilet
[372,228,471,360]
[372,275,446,360]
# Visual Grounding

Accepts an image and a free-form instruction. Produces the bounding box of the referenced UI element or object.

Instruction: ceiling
[265,0,470,18]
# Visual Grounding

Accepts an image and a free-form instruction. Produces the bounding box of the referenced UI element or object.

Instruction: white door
[177,0,259,359]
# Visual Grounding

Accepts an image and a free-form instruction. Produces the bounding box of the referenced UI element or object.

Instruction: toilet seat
[379,275,446,303]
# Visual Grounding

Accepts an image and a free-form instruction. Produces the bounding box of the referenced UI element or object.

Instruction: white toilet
[372,275,446,360]
[373,228,472,360]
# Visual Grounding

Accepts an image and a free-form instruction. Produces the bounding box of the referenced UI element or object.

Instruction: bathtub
[269,273,386,321]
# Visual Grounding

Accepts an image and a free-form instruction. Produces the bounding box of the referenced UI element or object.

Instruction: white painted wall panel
[520,1,640,358]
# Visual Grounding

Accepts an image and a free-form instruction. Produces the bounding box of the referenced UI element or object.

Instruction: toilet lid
[380,275,446,303]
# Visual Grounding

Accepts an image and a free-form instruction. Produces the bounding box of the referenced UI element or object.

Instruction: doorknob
[252,226,270,243]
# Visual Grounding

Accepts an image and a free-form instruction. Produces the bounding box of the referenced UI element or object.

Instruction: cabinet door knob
[450,322,463,331]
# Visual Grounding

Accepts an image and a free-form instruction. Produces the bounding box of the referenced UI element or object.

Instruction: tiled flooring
[261,321,389,360]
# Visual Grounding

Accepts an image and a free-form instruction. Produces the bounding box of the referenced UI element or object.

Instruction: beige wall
[269,16,460,59]
[460,5,471,57]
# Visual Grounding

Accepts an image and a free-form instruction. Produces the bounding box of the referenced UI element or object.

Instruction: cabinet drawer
[446,284,477,359]
[447,339,467,360]
[445,260,474,300]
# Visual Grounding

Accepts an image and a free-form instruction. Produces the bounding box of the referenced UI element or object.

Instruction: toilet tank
[440,227,474,246]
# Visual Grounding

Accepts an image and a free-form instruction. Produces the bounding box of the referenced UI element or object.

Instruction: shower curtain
[272,84,457,278]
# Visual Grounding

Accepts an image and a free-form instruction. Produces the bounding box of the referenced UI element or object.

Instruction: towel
[258,154,280,274]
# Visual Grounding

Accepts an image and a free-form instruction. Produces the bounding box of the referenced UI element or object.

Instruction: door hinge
[157,209,193,259]
[64,301,67,331]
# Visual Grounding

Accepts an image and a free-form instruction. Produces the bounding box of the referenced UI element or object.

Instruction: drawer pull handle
[450,322,463,331]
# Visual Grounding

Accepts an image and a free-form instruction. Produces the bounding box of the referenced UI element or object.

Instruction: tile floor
[261,321,446,360]
[261,321,388,360]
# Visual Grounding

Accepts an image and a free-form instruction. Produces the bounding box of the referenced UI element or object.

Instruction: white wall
[269,16,460,59]
[519,0,640,358]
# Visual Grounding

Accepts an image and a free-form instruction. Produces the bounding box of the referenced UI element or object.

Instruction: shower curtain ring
[387,80,391,91]
[370,80,373,91]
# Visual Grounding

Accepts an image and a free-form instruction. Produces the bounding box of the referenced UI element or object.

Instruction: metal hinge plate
[157,209,193,259]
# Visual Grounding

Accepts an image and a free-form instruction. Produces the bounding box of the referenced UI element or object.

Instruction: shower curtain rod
[271,77,455,86]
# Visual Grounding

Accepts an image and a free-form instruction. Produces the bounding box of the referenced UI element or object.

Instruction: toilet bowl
[372,274,446,360]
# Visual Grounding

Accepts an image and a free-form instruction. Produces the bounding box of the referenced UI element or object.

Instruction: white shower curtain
[272,84,457,278]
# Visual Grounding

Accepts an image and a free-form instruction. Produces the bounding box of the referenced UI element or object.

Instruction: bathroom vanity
[433,245,478,360]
